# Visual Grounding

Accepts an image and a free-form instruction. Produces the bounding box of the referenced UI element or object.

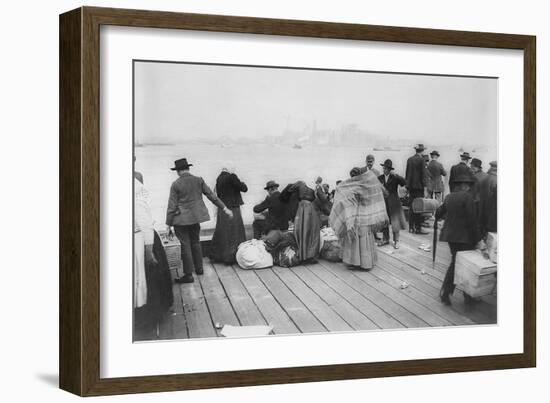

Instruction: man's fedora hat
[429,150,440,157]
[264,180,279,190]
[452,174,475,184]
[489,160,498,168]
[170,158,193,171]
[460,152,472,160]
[380,159,395,170]
[414,143,425,151]
[471,158,483,169]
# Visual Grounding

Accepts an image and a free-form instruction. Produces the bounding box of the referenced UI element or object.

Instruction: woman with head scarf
[329,170,389,270]
[209,164,248,264]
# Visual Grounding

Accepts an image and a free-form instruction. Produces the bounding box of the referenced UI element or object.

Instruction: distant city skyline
[134,61,498,148]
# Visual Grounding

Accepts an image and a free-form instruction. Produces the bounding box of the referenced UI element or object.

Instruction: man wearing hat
[449,152,474,193]
[470,158,488,216]
[359,154,381,177]
[479,161,498,235]
[426,151,447,202]
[252,180,289,239]
[435,174,482,305]
[166,158,233,284]
[405,144,429,234]
[378,159,407,248]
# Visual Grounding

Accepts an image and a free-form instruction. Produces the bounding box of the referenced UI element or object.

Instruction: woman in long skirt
[210,167,248,264]
[329,170,388,270]
[281,181,320,262]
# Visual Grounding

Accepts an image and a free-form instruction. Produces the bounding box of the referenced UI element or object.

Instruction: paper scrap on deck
[220,325,274,338]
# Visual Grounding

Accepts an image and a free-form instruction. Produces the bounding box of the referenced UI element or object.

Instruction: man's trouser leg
[188,224,203,274]
[174,224,200,275]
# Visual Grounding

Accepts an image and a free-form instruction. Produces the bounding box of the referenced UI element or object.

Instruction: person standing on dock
[435,175,481,305]
[479,161,498,236]
[166,158,233,284]
[360,154,381,177]
[426,150,447,202]
[449,152,474,192]
[405,144,429,234]
[377,159,407,249]
[209,165,248,265]
[470,158,487,219]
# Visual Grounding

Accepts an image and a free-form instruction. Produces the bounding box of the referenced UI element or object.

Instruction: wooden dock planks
[317,260,428,328]
[212,263,268,328]
[282,265,378,331]
[255,268,327,334]
[233,267,300,335]
[143,228,496,341]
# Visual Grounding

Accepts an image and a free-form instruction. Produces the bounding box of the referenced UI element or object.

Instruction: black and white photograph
[132,60,498,342]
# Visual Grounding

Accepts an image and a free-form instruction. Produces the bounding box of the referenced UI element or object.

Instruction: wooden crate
[454,250,497,298]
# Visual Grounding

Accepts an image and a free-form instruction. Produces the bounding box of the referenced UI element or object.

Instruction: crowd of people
[133,144,498,330]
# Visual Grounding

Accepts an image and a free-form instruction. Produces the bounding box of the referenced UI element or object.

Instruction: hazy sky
[134,61,497,146]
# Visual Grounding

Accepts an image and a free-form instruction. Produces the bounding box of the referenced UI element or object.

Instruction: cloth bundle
[236,239,273,270]
[329,171,389,240]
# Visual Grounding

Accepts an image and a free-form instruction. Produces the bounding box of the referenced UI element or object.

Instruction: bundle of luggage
[319,227,342,262]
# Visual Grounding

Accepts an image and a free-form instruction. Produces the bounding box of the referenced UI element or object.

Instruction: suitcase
[454,250,497,298]
[411,198,440,214]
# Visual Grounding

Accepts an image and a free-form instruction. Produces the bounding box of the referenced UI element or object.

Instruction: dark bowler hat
[380,159,395,170]
[170,158,193,171]
[430,150,440,157]
[452,174,475,184]
[471,158,483,168]
[460,152,472,160]
[489,161,497,168]
[264,180,279,190]
[414,144,425,151]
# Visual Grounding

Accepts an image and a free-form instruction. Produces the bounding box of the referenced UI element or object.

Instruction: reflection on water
[135,143,496,231]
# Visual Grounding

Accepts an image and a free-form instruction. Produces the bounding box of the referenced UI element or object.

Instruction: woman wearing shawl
[329,170,389,270]
[210,165,248,264]
[280,181,320,262]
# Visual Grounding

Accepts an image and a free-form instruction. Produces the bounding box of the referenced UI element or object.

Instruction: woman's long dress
[210,171,248,264]
[329,171,389,271]
[340,226,377,269]
[282,182,320,261]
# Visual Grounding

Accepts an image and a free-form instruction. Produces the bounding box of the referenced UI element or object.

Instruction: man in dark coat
[166,158,233,284]
[426,150,447,202]
[479,161,498,235]
[405,144,428,234]
[435,175,482,305]
[378,159,407,248]
[252,180,289,239]
[470,158,488,219]
[449,152,474,192]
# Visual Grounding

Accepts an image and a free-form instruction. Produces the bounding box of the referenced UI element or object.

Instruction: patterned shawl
[329,170,389,239]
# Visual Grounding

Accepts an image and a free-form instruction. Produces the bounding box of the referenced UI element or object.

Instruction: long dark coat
[479,170,497,233]
[427,160,447,193]
[215,171,248,207]
[210,171,248,263]
[405,154,426,191]
[378,173,407,231]
[435,190,481,245]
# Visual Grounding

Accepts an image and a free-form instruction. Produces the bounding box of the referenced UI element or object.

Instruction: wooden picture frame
[59,6,536,396]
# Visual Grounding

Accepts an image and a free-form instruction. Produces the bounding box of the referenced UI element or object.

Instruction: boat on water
[373,146,399,152]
